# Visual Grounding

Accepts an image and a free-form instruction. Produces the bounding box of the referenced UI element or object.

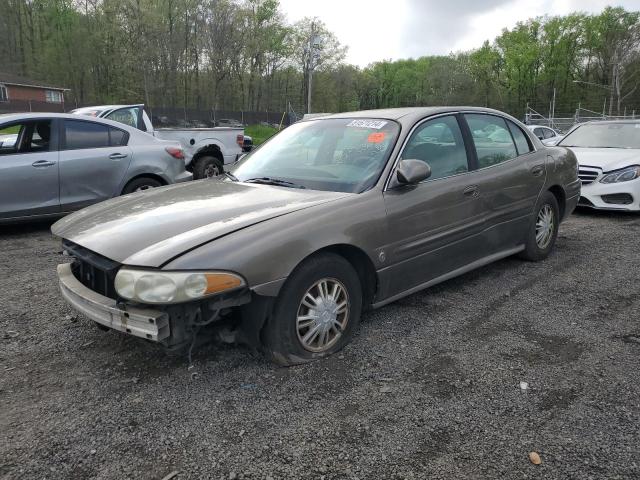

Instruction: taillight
[165,147,185,159]
[236,134,244,147]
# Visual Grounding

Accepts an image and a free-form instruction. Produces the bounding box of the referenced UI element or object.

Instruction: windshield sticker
[367,132,386,143]
[347,119,388,129]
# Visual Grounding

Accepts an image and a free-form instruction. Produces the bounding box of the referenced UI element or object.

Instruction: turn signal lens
[205,273,243,294]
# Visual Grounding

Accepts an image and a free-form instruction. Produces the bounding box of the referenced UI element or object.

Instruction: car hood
[52,180,349,267]
[568,147,640,171]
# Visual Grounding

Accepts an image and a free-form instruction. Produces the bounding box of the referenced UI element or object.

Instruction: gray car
[0,113,192,223]
[52,107,580,365]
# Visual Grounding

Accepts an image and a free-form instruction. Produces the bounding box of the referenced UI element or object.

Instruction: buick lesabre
[53,107,580,365]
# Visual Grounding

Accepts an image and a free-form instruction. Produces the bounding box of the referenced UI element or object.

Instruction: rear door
[0,119,60,220]
[463,113,546,253]
[58,119,133,211]
[381,114,490,297]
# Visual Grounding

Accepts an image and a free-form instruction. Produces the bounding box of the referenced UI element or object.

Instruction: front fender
[162,191,388,296]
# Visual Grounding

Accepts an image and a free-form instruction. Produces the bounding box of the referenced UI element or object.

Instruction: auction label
[347,119,388,129]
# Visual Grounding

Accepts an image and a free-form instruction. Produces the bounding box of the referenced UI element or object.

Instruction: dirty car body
[0,112,192,223]
[53,107,580,365]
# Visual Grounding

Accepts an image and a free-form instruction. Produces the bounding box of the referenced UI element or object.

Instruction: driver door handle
[32,160,56,168]
[109,153,128,160]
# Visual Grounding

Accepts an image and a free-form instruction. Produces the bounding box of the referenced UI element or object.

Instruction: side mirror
[395,159,431,186]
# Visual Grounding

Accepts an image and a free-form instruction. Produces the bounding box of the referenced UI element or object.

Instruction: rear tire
[122,177,162,195]
[262,253,362,366]
[519,191,560,261]
[193,155,224,179]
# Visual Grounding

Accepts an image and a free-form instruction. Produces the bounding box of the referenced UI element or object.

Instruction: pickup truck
[70,104,245,179]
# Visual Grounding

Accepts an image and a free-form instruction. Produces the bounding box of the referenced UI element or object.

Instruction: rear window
[64,120,110,150]
[63,120,128,149]
[109,128,128,146]
[507,121,533,155]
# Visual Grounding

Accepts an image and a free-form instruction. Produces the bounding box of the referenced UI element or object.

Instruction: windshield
[231,118,400,193]
[560,123,640,149]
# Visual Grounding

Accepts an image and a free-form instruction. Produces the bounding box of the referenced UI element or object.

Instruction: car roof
[72,104,143,111]
[319,106,519,126]
[0,112,148,135]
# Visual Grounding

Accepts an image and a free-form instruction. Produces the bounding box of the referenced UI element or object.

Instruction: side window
[0,120,52,155]
[533,127,544,140]
[507,121,533,155]
[64,120,110,150]
[465,114,517,168]
[109,127,128,146]
[105,108,139,128]
[0,123,23,154]
[401,115,469,181]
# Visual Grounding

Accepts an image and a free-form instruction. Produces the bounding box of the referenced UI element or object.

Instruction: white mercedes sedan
[558,121,640,211]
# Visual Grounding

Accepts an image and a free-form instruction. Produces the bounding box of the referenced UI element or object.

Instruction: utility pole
[307,22,321,114]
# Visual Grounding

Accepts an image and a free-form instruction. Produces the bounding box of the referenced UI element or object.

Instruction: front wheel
[193,156,224,179]
[262,253,362,366]
[519,191,560,261]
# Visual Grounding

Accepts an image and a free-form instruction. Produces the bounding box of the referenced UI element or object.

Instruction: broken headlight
[114,268,245,304]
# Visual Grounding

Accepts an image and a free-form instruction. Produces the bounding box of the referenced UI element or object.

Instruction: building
[0,72,70,113]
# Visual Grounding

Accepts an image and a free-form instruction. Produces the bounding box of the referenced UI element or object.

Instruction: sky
[278,0,639,67]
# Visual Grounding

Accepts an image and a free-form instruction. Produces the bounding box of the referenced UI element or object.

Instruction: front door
[381,114,489,298]
[0,119,60,220]
[58,119,132,211]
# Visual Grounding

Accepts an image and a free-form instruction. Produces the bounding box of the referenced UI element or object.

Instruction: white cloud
[278,0,639,66]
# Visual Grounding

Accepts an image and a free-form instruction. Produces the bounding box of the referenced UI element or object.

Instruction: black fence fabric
[0,100,292,127]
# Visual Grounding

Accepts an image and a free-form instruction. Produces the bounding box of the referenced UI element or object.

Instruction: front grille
[578,167,601,185]
[63,240,120,299]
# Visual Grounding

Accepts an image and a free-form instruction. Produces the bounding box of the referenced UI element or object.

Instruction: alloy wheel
[535,204,555,249]
[296,278,350,353]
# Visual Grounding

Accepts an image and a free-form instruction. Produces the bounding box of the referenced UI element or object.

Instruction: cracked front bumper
[57,263,170,341]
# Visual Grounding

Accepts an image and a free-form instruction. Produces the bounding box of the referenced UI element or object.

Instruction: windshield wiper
[243,177,306,189]
[224,171,239,182]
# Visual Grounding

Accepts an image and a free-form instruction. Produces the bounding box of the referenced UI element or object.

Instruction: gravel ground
[1,209,639,480]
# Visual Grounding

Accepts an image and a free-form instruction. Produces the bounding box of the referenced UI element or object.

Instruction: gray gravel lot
[1,210,639,480]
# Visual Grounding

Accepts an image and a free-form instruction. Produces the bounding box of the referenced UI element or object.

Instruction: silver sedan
[0,112,192,223]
